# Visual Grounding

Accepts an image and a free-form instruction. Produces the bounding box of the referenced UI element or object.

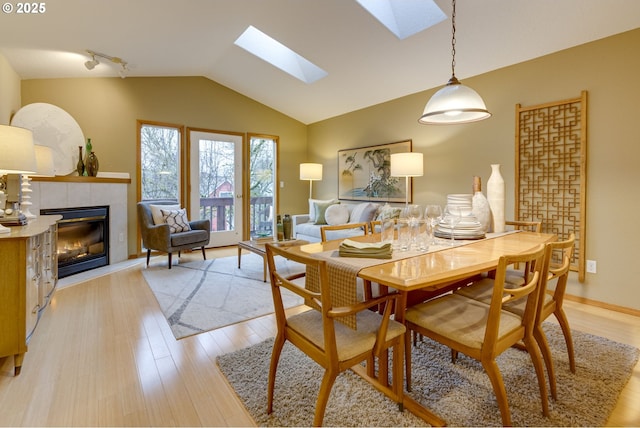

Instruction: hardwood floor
[1,248,638,426]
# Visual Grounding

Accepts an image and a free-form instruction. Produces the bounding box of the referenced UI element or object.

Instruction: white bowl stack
[435,194,486,240]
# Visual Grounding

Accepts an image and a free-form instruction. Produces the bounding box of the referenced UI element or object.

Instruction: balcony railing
[199,196,273,237]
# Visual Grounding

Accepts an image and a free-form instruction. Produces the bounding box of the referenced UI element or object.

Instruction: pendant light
[419,0,491,125]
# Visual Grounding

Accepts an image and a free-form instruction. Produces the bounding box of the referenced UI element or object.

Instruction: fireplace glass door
[41,206,109,278]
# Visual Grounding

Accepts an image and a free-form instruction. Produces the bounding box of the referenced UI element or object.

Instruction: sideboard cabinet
[0,215,60,375]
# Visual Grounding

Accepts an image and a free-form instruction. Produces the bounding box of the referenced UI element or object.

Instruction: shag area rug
[142,254,305,339]
[217,323,639,427]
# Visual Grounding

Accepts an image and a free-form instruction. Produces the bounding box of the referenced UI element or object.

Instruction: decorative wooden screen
[515,91,587,281]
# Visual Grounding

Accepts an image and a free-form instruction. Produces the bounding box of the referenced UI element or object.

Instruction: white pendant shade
[419,80,491,124]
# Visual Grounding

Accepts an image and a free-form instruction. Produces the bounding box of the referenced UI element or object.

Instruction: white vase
[486,164,505,233]
[471,176,491,232]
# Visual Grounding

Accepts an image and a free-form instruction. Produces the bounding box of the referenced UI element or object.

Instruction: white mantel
[29,175,130,266]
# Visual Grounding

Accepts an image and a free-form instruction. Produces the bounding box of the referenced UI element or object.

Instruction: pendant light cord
[450,0,457,79]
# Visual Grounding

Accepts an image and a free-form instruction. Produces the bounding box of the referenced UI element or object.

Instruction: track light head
[84,52,99,70]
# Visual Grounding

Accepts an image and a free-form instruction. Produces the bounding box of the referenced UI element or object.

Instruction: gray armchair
[137,199,211,269]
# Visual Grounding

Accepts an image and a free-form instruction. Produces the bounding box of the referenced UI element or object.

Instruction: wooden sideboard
[0,215,60,375]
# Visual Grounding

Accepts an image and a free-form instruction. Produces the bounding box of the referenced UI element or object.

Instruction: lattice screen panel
[515,91,587,281]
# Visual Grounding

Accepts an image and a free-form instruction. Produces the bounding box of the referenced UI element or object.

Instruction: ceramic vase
[76,146,85,176]
[471,176,491,232]
[283,214,292,240]
[83,138,92,176]
[487,164,505,233]
[87,152,99,177]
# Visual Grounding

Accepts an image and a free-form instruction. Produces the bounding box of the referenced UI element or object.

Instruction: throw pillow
[376,204,403,221]
[314,200,339,225]
[325,204,350,225]
[308,198,338,222]
[349,202,380,224]
[150,203,180,225]
[161,208,192,233]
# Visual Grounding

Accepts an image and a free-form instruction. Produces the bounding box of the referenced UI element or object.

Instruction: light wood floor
[1,248,638,426]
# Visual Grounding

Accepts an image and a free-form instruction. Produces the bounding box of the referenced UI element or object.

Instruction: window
[138,121,184,202]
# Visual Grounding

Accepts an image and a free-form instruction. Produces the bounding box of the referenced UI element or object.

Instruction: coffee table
[237,239,307,282]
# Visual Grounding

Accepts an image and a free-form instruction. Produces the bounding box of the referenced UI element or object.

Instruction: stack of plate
[435,194,486,240]
[445,194,473,215]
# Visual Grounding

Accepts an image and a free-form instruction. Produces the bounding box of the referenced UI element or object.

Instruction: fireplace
[40,206,110,278]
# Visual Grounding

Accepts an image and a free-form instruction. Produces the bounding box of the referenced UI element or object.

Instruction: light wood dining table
[285,230,557,426]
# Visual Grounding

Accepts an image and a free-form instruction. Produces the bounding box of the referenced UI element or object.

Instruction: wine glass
[406,204,422,220]
[444,205,462,246]
[425,204,443,244]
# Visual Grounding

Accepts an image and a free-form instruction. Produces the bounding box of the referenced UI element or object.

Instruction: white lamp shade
[33,145,55,177]
[390,152,423,177]
[300,163,323,181]
[0,125,37,174]
[419,82,491,124]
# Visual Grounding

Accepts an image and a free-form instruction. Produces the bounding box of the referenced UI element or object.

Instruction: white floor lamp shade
[300,163,323,199]
[390,152,423,207]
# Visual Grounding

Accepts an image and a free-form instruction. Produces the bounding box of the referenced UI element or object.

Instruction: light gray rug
[217,323,639,427]
[142,254,305,339]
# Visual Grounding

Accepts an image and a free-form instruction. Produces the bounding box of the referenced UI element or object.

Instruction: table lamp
[0,125,37,233]
[300,163,323,199]
[390,152,423,208]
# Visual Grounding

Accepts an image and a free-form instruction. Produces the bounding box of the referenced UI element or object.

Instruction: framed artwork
[338,139,412,202]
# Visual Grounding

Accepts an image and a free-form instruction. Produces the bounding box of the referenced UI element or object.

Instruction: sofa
[292,199,383,242]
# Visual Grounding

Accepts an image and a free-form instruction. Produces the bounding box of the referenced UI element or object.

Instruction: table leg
[237,246,242,269]
[262,256,267,282]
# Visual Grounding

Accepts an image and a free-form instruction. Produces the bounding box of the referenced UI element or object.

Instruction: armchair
[137,199,211,269]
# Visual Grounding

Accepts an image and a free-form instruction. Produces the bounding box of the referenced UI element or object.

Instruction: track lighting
[84,52,99,70]
[84,50,129,78]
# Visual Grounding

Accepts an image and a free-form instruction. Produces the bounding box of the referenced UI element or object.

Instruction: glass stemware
[425,204,443,245]
[406,204,422,220]
[444,205,462,246]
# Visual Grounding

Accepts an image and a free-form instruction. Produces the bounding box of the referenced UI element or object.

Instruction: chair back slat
[485,244,546,345]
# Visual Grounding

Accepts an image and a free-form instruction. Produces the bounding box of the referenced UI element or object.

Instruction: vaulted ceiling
[2,0,640,124]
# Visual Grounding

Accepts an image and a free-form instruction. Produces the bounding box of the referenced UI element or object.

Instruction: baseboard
[564,293,640,317]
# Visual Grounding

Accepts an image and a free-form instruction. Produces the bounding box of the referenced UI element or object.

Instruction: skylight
[234,25,328,84]
[355,0,446,40]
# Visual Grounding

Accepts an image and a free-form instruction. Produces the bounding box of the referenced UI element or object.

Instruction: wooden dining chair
[320,222,377,303]
[499,220,542,281]
[320,222,369,242]
[453,234,575,401]
[369,219,385,233]
[404,244,549,426]
[505,219,542,232]
[265,243,405,426]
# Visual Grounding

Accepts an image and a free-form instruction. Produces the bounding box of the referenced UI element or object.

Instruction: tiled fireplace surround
[29,177,129,270]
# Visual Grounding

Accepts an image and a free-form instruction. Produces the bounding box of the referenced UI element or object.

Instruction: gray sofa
[292,200,381,242]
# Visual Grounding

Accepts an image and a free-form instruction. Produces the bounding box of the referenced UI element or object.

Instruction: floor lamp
[300,163,322,199]
[390,152,423,209]
[0,125,37,233]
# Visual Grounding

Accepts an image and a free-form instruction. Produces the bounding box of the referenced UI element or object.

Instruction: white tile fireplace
[29,176,130,269]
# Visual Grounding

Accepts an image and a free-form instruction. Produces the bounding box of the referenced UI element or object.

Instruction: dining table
[284,230,557,426]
